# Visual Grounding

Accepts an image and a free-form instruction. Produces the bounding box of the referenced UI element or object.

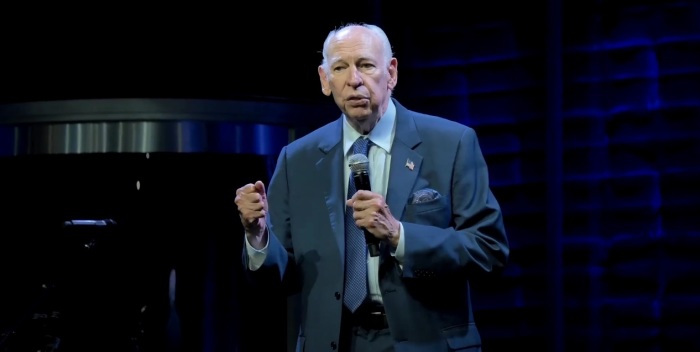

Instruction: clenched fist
[235,181,268,248]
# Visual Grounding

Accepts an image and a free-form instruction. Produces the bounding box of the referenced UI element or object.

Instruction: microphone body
[349,154,380,257]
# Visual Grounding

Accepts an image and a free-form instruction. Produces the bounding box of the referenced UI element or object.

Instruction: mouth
[346,96,369,105]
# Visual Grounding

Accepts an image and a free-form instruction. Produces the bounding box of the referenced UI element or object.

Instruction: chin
[345,105,372,117]
[346,113,372,123]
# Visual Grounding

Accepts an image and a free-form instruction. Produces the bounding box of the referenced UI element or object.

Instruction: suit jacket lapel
[386,101,422,221]
[316,117,347,262]
[315,104,422,264]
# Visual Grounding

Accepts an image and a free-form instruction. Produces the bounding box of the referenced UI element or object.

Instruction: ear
[318,65,331,96]
[387,58,398,91]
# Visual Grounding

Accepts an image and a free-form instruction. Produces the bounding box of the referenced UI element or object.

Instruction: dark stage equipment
[0,98,334,351]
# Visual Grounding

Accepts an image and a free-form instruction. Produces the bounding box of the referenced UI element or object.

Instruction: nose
[347,66,363,87]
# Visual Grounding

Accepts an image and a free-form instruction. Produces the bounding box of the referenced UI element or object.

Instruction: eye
[359,63,376,72]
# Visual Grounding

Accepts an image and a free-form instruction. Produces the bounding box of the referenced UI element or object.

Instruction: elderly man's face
[318,26,398,134]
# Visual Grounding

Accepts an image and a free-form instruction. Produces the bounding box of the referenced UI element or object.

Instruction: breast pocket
[403,196,451,228]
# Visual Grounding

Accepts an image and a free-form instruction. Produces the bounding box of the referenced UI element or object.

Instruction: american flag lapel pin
[405,158,415,171]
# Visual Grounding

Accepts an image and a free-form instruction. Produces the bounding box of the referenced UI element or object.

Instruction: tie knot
[352,137,372,156]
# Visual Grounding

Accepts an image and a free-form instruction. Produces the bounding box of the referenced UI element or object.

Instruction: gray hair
[320,23,394,73]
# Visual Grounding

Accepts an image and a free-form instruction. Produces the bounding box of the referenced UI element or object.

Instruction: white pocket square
[411,188,441,204]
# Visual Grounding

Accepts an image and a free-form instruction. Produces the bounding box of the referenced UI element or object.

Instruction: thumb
[254,180,267,197]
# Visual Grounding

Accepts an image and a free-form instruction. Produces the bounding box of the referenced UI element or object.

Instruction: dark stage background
[1,1,699,351]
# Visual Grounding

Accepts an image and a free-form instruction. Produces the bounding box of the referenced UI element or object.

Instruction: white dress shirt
[247,99,406,305]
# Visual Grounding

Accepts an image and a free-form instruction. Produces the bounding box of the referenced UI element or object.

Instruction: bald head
[321,23,393,74]
[317,23,398,134]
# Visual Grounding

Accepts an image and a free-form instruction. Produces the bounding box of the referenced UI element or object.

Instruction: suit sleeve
[241,146,300,294]
[400,128,509,278]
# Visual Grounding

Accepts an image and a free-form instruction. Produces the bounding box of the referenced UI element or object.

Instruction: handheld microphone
[348,154,380,257]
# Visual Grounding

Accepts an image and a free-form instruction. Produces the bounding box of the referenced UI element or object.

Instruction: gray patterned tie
[343,136,372,312]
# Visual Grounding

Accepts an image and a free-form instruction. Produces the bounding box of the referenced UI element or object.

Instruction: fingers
[348,192,395,240]
[237,181,266,197]
[346,191,390,232]
[349,189,373,201]
[346,190,386,212]
[236,181,268,226]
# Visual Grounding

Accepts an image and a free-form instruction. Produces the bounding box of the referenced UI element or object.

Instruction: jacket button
[330,341,337,350]
[334,292,341,300]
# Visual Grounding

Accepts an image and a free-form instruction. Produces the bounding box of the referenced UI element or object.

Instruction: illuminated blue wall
[383,1,700,351]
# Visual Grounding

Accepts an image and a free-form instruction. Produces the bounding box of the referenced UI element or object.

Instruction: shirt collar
[343,99,396,155]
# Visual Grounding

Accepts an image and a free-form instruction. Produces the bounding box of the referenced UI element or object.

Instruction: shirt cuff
[391,222,405,264]
[245,233,269,271]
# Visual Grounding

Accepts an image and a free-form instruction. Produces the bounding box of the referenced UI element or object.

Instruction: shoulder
[396,100,476,139]
[281,118,341,158]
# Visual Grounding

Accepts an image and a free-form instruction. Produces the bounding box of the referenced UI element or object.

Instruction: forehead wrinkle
[328,38,381,67]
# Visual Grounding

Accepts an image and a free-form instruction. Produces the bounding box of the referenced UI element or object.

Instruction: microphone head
[348,154,369,173]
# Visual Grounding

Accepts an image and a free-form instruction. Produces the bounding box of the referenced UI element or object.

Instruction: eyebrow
[331,56,375,66]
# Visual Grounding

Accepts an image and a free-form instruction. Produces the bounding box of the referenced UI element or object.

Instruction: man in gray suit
[236,23,509,352]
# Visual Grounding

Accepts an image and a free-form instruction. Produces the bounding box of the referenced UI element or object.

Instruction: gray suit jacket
[244,99,509,352]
